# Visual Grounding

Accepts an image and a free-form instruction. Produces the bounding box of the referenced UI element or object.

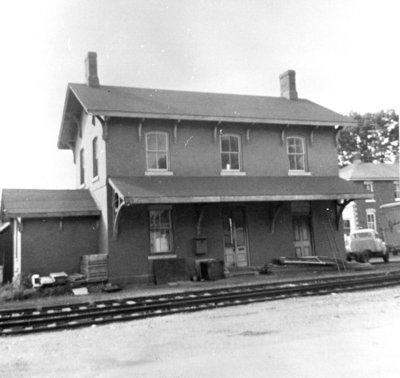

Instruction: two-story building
[340,158,400,236]
[56,52,369,284]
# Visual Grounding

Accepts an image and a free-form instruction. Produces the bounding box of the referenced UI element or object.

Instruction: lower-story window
[149,208,173,253]
[366,209,377,231]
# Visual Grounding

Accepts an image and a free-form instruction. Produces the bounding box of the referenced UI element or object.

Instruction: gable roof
[339,163,400,181]
[109,175,371,204]
[58,83,355,148]
[1,189,101,219]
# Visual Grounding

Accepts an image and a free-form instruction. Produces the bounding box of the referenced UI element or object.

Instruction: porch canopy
[109,176,371,204]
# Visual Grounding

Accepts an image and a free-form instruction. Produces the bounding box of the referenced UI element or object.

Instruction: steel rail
[1,271,400,336]
[0,269,397,318]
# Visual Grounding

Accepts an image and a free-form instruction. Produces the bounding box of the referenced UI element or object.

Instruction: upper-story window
[220,134,241,172]
[364,181,374,192]
[92,137,99,179]
[79,148,85,186]
[364,181,375,202]
[286,137,307,173]
[146,132,169,172]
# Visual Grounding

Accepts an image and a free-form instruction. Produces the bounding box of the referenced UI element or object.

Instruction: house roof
[1,189,101,219]
[339,163,400,181]
[109,176,371,204]
[58,83,355,148]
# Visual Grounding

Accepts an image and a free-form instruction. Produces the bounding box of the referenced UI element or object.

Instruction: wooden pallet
[80,254,108,282]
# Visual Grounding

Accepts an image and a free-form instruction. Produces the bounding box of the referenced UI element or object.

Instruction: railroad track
[1,270,400,336]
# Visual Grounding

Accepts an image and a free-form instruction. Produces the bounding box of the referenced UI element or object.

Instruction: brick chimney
[85,52,100,87]
[279,70,298,100]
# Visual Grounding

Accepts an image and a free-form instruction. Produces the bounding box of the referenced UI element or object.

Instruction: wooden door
[222,208,249,268]
[293,216,313,257]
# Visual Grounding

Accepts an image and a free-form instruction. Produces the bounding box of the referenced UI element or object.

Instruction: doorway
[222,207,249,268]
[292,216,313,257]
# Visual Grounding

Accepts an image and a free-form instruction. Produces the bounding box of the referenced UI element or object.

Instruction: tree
[338,110,399,167]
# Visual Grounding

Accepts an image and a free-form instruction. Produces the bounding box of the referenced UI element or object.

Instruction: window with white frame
[79,148,85,186]
[394,181,400,200]
[146,132,169,171]
[366,209,377,231]
[364,181,374,192]
[220,134,241,171]
[149,208,173,254]
[343,219,351,236]
[286,137,307,172]
[92,137,99,179]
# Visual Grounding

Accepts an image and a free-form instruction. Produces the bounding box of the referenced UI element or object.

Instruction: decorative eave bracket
[95,116,108,141]
[281,125,290,145]
[334,125,343,147]
[66,142,76,163]
[246,124,254,143]
[310,126,319,146]
[173,120,181,143]
[213,122,222,144]
[138,118,145,142]
[16,217,23,233]
[68,113,82,138]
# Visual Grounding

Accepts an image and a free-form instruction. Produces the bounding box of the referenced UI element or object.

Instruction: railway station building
[1,52,371,284]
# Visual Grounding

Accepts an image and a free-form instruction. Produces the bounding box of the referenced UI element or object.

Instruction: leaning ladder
[323,212,346,273]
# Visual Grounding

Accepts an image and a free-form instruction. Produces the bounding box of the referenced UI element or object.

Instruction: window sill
[288,170,312,176]
[365,199,376,203]
[79,183,86,189]
[145,171,174,176]
[395,198,400,202]
[92,176,100,183]
[220,171,246,176]
[148,254,176,260]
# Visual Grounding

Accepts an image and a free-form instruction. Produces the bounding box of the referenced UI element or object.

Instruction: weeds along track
[1,270,400,336]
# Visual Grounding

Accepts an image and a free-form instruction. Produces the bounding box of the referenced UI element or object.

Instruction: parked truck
[380,202,400,254]
[347,229,389,263]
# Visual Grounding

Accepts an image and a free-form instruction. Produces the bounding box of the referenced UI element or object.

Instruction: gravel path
[1,286,400,377]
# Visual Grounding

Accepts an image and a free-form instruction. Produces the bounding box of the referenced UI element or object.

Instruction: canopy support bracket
[335,199,353,230]
[270,202,284,233]
[196,205,206,238]
[112,189,126,240]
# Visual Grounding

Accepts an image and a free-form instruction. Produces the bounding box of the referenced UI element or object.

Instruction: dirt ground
[1,286,400,378]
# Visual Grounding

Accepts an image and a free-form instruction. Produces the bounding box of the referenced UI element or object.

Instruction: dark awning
[109,176,372,204]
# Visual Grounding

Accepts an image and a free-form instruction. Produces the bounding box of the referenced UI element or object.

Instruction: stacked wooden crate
[80,254,108,282]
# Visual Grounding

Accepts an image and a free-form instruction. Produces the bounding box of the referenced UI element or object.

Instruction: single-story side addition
[0,189,100,283]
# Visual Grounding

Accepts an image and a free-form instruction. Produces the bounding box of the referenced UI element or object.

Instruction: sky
[0,0,398,190]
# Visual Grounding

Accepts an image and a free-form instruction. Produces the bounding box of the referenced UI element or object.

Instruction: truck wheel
[383,252,389,263]
[359,251,370,263]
